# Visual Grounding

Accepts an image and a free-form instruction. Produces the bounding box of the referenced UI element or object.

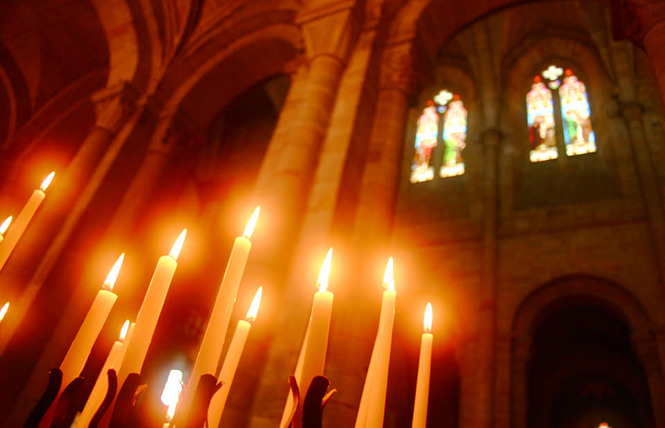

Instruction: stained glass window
[527,76,558,162]
[526,65,596,163]
[559,69,596,156]
[410,90,467,183]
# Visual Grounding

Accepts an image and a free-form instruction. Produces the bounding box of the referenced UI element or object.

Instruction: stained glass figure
[559,69,596,156]
[527,76,558,162]
[410,102,439,183]
[440,96,467,178]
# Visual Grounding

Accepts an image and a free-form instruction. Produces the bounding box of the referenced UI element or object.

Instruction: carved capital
[91,81,139,133]
[297,1,361,63]
[379,42,418,95]
[612,0,665,47]
[149,112,204,156]
[620,101,644,122]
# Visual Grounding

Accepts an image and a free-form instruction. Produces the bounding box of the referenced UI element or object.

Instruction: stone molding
[91,81,139,133]
[379,42,418,95]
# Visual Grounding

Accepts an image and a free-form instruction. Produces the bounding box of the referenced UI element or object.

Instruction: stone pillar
[614,0,665,107]
[0,81,138,427]
[634,333,665,428]
[511,336,530,428]
[244,4,359,427]
[475,129,501,428]
[621,102,665,282]
[494,334,512,428]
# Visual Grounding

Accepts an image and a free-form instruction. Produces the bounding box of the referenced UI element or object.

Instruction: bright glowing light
[40,171,55,191]
[243,207,260,239]
[169,229,187,260]
[103,254,125,291]
[317,248,333,292]
[598,423,611,428]
[383,257,395,292]
[246,287,263,322]
[424,303,433,333]
[161,369,184,421]
[119,320,130,341]
[0,216,12,235]
[0,302,8,322]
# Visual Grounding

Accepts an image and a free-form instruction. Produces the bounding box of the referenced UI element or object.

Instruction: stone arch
[512,274,653,339]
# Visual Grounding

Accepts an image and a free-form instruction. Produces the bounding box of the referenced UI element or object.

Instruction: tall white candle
[76,321,133,427]
[59,254,124,389]
[180,208,259,421]
[116,230,186,385]
[0,216,12,246]
[412,303,433,428]
[0,172,54,272]
[359,258,396,428]
[208,287,262,428]
[289,249,334,428]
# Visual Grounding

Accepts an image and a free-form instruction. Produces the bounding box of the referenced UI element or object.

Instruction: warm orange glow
[243,207,260,239]
[317,248,333,292]
[103,254,125,291]
[40,171,55,191]
[598,423,610,428]
[0,302,8,323]
[169,229,187,260]
[383,257,395,292]
[424,303,433,333]
[119,320,130,341]
[161,369,183,421]
[246,287,263,322]
[0,216,11,235]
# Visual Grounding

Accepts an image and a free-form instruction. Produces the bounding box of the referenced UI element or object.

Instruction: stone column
[511,336,530,428]
[0,81,138,427]
[621,102,665,282]
[615,0,665,107]
[494,334,512,428]
[634,333,665,428]
[244,4,359,427]
[475,129,501,428]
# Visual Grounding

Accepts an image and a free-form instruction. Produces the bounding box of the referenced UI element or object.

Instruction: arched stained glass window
[526,65,596,163]
[410,90,467,183]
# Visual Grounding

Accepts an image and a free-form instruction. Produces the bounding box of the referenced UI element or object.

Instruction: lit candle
[412,303,433,428]
[117,230,186,385]
[291,249,334,428]
[0,302,8,324]
[357,258,396,428]
[76,321,133,427]
[59,254,123,389]
[161,369,184,427]
[208,287,262,428]
[0,172,54,271]
[181,208,259,420]
[0,216,12,245]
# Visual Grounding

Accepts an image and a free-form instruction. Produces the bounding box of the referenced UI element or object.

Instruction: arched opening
[527,301,655,428]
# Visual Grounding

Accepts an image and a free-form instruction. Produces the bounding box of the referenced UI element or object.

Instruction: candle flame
[161,369,183,421]
[0,302,8,322]
[169,229,187,260]
[40,171,55,191]
[103,254,125,291]
[243,207,260,239]
[317,248,333,292]
[246,287,263,321]
[424,303,433,333]
[119,320,130,341]
[598,424,610,428]
[0,216,12,235]
[383,257,395,292]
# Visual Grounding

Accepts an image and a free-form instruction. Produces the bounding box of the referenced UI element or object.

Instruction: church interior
[0,0,664,427]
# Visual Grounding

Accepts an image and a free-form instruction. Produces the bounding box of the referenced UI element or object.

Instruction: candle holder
[24,368,62,428]
[109,373,146,428]
[282,375,336,428]
[182,374,221,428]
[89,369,118,428]
[49,376,85,428]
